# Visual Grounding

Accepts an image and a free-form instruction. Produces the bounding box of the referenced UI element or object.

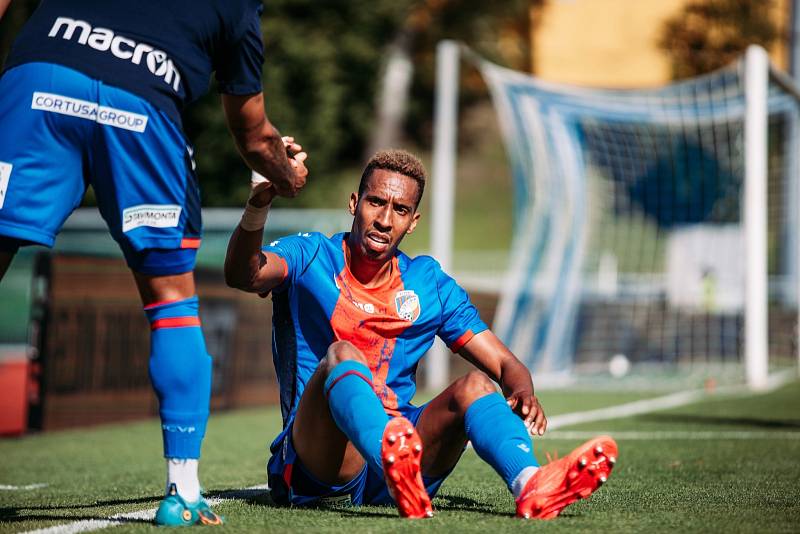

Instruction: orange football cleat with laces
[516,435,617,520]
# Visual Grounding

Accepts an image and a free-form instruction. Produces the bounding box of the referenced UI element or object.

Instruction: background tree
[658,0,780,79]
[368,0,537,155]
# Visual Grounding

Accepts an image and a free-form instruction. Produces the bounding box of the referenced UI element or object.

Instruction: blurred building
[530,0,791,86]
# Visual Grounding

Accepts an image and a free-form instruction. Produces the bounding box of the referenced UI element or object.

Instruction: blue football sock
[145,295,212,459]
[324,360,389,476]
[464,393,539,490]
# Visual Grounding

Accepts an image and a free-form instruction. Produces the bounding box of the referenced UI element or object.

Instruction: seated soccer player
[224,148,617,519]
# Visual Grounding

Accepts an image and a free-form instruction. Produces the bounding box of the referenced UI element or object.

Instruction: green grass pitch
[1,382,799,533]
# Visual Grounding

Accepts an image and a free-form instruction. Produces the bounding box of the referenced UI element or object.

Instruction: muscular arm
[457,330,547,435]
[224,139,307,294]
[221,92,303,197]
[223,203,287,295]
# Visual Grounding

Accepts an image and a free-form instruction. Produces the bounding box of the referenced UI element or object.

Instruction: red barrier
[0,359,29,436]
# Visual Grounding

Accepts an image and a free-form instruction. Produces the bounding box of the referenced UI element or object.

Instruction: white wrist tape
[240,201,269,232]
[250,171,272,196]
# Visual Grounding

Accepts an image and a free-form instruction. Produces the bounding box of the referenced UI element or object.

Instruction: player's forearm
[224,225,268,292]
[459,330,533,393]
[234,122,295,186]
[222,93,297,195]
[498,357,535,398]
[224,186,276,292]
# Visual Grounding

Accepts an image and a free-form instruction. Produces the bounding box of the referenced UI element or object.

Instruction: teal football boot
[155,484,224,526]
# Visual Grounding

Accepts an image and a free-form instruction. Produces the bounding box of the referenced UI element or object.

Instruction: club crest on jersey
[395,290,421,323]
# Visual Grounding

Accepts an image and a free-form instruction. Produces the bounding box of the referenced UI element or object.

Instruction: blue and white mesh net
[474,52,800,375]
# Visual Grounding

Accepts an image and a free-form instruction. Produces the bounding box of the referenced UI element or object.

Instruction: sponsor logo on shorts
[395,289,421,322]
[48,16,181,93]
[122,204,182,233]
[31,92,148,133]
[0,161,11,210]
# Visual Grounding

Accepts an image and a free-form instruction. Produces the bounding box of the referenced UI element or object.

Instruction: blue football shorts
[0,62,202,275]
[267,402,462,507]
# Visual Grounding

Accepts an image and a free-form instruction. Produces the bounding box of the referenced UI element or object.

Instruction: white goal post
[743,45,769,390]
[430,41,795,391]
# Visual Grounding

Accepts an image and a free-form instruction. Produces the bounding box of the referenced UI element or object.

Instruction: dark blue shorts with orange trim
[267,402,459,507]
[0,63,202,275]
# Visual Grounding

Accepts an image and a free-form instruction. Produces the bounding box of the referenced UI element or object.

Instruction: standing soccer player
[224,149,616,519]
[0,0,307,526]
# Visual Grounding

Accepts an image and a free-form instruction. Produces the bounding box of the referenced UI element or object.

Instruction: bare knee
[451,371,497,413]
[133,271,195,305]
[324,340,367,372]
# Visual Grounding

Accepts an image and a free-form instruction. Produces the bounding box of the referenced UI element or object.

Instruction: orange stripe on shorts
[180,238,201,249]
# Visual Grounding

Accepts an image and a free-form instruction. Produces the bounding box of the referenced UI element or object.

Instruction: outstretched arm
[221,93,305,198]
[224,138,307,294]
[457,330,547,435]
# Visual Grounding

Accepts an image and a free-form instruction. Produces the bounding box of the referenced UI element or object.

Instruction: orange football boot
[381,416,434,518]
[516,435,617,519]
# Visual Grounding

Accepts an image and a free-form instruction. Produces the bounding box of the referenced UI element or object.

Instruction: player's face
[348,169,421,264]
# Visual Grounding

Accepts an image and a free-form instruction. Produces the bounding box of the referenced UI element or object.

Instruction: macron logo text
[48,17,181,93]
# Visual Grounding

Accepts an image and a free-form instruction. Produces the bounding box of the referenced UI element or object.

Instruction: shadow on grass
[329,507,399,519]
[0,488,273,524]
[433,493,505,515]
[0,487,508,525]
[0,507,152,524]
[0,495,162,512]
[224,489,398,519]
[207,487,275,504]
[220,487,506,518]
[641,413,800,429]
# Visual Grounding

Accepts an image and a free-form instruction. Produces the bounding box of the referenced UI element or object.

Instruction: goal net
[439,44,800,387]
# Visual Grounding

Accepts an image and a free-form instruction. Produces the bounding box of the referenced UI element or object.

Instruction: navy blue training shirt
[4,0,265,128]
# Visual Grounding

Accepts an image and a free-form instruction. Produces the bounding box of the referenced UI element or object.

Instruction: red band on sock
[324,370,373,399]
[144,298,186,310]
[150,316,202,330]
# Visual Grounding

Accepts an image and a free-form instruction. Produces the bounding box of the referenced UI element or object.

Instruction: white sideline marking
[546,369,795,430]
[545,430,800,440]
[23,485,270,534]
[0,483,48,490]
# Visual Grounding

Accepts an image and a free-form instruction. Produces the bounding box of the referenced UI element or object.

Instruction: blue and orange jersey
[264,232,488,428]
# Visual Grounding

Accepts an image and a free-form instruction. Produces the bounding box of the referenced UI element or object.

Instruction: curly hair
[358,149,426,207]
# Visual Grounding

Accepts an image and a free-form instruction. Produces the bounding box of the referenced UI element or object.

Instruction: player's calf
[322,356,389,477]
[464,392,540,496]
[145,295,212,509]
